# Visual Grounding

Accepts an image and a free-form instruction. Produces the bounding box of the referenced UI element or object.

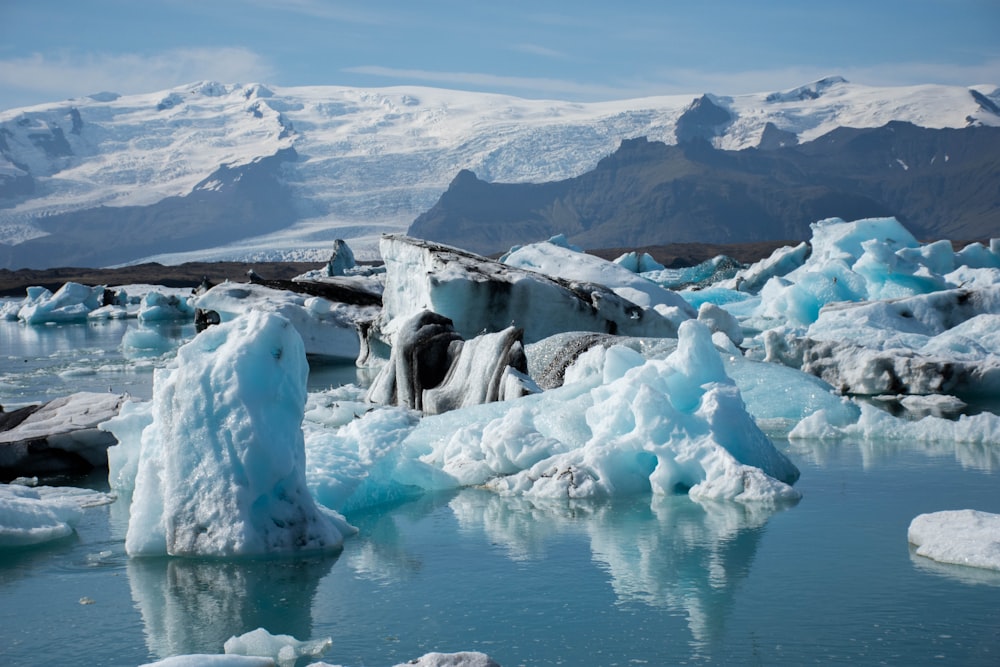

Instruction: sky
[0,0,998,111]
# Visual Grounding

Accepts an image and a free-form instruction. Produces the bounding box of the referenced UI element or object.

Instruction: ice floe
[0,481,113,548]
[908,509,1000,571]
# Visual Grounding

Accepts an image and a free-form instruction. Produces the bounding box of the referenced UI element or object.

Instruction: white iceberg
[137,291,196,321]
[194,282,375,360]
[106,310,353,557]
[908,510,1000,571]
[0,483,113,548]
[16,282,104,324]
[306,320,800,510]
[139,656,273,667]
[501,238,696,325]
[223,628,331,666]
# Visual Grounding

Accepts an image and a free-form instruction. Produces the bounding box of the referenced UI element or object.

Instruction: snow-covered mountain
[1,77,998,268]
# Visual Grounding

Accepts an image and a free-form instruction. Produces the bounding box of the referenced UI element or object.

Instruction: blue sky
[1,0,998,110]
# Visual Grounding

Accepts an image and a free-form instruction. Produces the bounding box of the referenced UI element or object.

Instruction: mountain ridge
[1,78,998,268]
[409,122,1000,255]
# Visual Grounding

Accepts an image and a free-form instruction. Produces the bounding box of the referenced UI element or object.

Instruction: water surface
[1,320,998,666]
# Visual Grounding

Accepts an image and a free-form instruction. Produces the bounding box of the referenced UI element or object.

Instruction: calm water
[1,318,999,666]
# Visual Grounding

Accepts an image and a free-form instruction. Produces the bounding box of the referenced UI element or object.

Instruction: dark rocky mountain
[409,122,1000,256]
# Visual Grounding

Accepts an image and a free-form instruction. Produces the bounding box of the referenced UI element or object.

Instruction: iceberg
[194,282,376,361]
[137,291,196,322]
[0,482,113,548]
[7,281,196,324]
[140,649,500,667]
[106,310,353,557]
[365,235,687,366]
[712,217,1000,403]
[16,282,104,324]
[500,238,696,324]
[306,320,800,510]
[223,628,331,665]
[1,392,126,477]
[139,656,273,667]
[739,217,989,328]
[908,510,1000,571]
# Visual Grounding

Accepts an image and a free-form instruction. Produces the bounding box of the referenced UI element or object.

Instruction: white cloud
[617,60,1000,98]
[344,60,1000,104]
[342,65,627,99]
[0,48,275,108]
[242,0,389,24]
[509,43,572,60]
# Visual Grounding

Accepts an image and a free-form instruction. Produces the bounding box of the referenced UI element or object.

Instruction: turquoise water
[2,320,999,666]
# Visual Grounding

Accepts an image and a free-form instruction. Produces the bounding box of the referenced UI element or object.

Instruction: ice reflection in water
[127,554,336,660]
[787,435,1000,472]
[448,490,795,653]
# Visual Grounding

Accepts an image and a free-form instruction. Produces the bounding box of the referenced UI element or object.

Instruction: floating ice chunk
[123,310,352,557]
[789,401,1000,444]
[954,241,1000,269]
[419,321,799,503]
[305,323,799,511]
[809,216,920,262]
[613,250,665,273]
[722,355,859,436]
[324,238,356,276]
[721,242,810,293]
[1,392,126,476]
[87,304,129,320]
[137,291,195,321]
[764,286,1000,395]
[140,656,273,667]
[195,282,372,360]
[121,325,181,356]
[1,298,20,320]
[17,282,104,324]
[697,301,743,345]
[739,217,982,328]
[223,628,331,666]
[501,238,696,318]
[140,651,500,667]
[305,405,426,514]
[371,236,685,357]
[0,483,113,548]
[395,653,501,667]
[908,510,1000,571]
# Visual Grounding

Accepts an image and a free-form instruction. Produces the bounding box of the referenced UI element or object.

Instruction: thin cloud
[629,60,1000,98]
[510,43,572,60]
[241,0,389,24]
[0,48,275,107]
[342,65,631,99]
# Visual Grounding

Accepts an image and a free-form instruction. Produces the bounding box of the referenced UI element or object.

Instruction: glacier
[2,78,998,266]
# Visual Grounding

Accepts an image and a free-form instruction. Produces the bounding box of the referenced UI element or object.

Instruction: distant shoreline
[0,261,321,297]
[1,239,977,298]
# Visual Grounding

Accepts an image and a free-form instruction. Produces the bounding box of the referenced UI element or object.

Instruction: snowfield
[2,78,997,264]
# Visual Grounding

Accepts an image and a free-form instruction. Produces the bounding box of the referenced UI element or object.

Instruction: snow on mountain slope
[1,78,997,267]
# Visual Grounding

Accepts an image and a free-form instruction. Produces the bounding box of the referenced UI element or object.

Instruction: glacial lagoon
[1,318,998,666]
